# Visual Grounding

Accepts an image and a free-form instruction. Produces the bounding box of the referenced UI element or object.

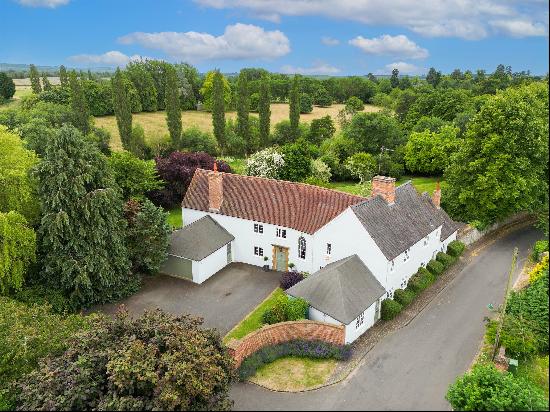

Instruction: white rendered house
[170,169,459,342]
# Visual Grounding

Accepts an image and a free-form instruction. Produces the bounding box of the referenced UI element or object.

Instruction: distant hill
[0,63,116,76]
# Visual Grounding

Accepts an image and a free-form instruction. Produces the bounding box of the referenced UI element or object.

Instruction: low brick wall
[226,320,345,367]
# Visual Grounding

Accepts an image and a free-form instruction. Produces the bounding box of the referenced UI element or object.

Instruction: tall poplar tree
[35,125,132,308]
[111,68,133,150]
[29,64,42,94]
[165,65,183,148]
[236,70,251,153]
[289,74,301,141]
[59,65,69,87]
[68,70,90,135]
[258,74,271,148]
[212,70,226,153]
[41,73,52,91]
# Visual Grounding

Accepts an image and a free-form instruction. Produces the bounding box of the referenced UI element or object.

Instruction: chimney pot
[372,175,396,204]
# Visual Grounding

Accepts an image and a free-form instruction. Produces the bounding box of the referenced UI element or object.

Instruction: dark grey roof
[351,182,458,261]
[438,206,461,241]
[286,255,386,325]
[169,215,234,261]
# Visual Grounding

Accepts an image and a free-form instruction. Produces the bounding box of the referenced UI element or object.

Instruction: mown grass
[224,288,285,343]
[94,103,381,151]
[249,356,337,391]
[166,208,182,229]
[0,87,33,111]
[517,355,549,399]
[326,175,441,196]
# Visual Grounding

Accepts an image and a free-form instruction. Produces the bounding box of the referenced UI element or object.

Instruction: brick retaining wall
[226,320,345,367]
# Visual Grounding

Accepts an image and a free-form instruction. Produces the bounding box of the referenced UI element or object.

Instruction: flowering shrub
[310,158,332,183]
[529,255,548,283]
[245,147,285,179]
[237,339,351,380]
[280,271,305,290]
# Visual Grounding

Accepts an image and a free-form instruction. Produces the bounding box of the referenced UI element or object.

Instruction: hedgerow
[381,299,402,320]
[427,259,445,276]
[446,240,465,257]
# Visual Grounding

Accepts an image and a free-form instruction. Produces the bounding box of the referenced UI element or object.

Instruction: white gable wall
[192,243,230,284]
[183,208,314,273]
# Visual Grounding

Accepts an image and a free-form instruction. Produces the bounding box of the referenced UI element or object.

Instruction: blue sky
[1,0,549,75]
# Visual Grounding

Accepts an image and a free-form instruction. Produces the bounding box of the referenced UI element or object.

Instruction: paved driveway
[99,263,280,335]
[230,226,542,410]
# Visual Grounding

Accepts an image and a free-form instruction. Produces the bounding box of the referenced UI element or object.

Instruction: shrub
[280,271,305,290]
[285,297,309,321]
[529,255,548,283]
[180,126,219,155]
[447,240,465,257]
[300,93,313,114]
[14,309,234,411]
[436,252,455,269]
[446,363,548,411]
[381,299,402,321]
[393,288,415,307]
[427,259,445,276]
[11,285,75,314]
[408,268,434,293]
[108,151,163,200]
[245,147,285,179]
[345,96,365,112]
[237,339,351,381]
[262,294,309,324]
[0,73,15,100]
[532,240,549,261]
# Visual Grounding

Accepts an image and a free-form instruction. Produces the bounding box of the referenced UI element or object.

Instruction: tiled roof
[182,169,366,234]
[286,255,386,324]
[352,182,458,261]
[169,215,234,261]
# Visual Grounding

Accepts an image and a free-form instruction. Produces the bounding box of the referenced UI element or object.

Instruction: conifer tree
[165,65,182,148]
[236,70,250,153]
[35,125,132,308]
[68,70,90,135]
[111,68,133,150]
[212,70,226,153]
[289,74,301,141]
[41,73,52,91]
[59,65,68,87]
[258,74,271,148]
[29,64,42,94]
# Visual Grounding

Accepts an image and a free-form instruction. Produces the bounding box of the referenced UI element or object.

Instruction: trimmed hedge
[262,295,308,325]
[436,252,455,269]
[393,288,416,307]
[237,339,351,381]
[447,240,465,258]
[408,267,435,293]
[427,259,445,276]
[381,299,403,320]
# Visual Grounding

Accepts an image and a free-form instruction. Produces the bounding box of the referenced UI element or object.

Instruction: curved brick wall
[226,320,345,367]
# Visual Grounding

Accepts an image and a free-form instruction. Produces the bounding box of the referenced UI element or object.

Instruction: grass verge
[166,207,182,229]
[517,355,549,399]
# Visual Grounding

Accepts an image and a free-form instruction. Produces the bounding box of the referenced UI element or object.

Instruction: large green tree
[59,65,68,87]
[29,64,42,94]
[41,73,52,91]
[443,82,549,227]
[126,61,158,112]
[212,70,226,152]
[289,75,301,141]
[343,111,405,155]
[111,68,133,150]
[107,151,163,200]
[164,65,182,148]
[34,125,134,308]
[68,70,90,135]
[236,70,251,153]
[0,73,15,100]
[258,74,271,147]
[0,126,39,223]
[0,211,36,294]
[200,70,231,111]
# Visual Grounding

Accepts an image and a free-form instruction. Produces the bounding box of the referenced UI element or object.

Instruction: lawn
[94,103,381,151]
[0,87,33,111]
[326,175,442,196]
[224,287,285,343]
[166,207,182,229]
[249,357,337,391]
[517,355,549,399]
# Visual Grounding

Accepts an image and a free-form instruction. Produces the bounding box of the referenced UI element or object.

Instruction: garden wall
[458,212,536,246]
[226,320,345,367]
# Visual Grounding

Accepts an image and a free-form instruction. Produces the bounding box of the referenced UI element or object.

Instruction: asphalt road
[230,226,542,411]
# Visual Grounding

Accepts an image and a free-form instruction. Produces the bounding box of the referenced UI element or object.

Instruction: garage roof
[170,215,234,261]
[286,255,386,325]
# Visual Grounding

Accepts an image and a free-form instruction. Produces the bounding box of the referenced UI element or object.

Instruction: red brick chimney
[432,181,441,209]
[208,164,223,212]
[372,176,396,204]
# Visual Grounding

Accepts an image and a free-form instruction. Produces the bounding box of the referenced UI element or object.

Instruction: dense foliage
[245,147,285,179]
[381,299,403,320]
[111,68,133,150]
[164,64,182,148]
[280,271,305,290]
[212,70,227,153]
[0,73,15,100]
[108,151,163,200]
[262,294,309,325]
[14,309,234,411]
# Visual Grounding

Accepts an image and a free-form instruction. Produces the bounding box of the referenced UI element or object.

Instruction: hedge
[532,240,548,261]
[408,267,434,293]
[447,240,465,257]
[262,295,308,325]
[427,259,445,276]
[436,252,455,269]
[381,299,402,320]
[237,339,351,381]
[393,288,416,307]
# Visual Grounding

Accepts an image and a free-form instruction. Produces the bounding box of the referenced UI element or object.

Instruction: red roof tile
[182,169,366,234]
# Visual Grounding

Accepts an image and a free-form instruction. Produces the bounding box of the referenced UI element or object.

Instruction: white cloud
[17,0,69,7]
[377,62,424,75]
[490,19,548,37]
[118,23,290,62]
[280,62,340,75]
[193,0,549,40]
[321,36,340,46]
[349,34,428,59]
[68,51,145,67]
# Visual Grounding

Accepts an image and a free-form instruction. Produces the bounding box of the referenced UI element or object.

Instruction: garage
[160,215,234,284]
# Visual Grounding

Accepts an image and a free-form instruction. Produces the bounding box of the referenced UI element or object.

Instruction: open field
[94,103,381,151]
[0,87,33,111]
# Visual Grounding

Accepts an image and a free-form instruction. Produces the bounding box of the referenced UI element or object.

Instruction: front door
[273,246,288,271]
